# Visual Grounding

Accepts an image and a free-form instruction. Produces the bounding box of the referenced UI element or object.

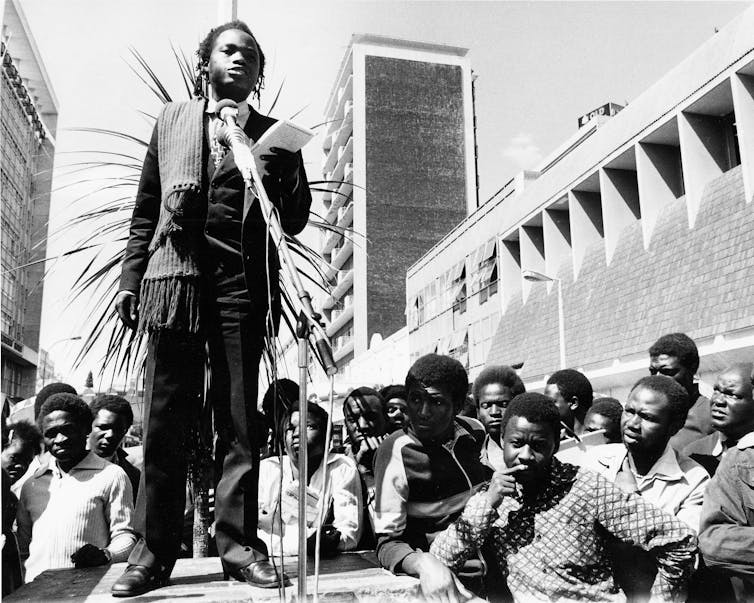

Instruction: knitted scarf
[138,98,205,333]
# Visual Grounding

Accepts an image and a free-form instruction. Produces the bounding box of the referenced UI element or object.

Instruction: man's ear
[569,396,580,412]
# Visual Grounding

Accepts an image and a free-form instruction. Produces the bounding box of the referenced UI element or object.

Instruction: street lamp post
[522,270,566,369]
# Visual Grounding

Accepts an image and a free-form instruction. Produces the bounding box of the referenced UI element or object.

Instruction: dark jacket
[119,103,311,329]
[669,387,714,452]
[372,416,490,572]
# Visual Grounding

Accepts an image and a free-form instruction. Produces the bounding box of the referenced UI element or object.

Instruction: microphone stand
[227,124,338,602]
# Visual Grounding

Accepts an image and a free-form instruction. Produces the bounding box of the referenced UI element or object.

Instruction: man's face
[1,441,34,485]
[710,368,754,439]
[208,28,260,101]
[41,410,89,467]
[583,411,621,444]
[502,416,557,485]
[477,383,515,440]
[649,354,693,390]
[384,396,408,432]
[284,410,325,466]
[544,382,573,428]
[344,394,386,448]
[621,386,676,455]
[89,409,130,459]
[406,384,456,443]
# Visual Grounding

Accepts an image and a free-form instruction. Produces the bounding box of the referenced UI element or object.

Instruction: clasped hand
[70,543,110,568]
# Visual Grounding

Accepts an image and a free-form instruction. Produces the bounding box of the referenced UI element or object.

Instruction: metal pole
[556,279,566,369]
[297,325,309,602]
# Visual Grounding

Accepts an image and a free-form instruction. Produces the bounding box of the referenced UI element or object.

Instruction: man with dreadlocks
[112,20,311,597]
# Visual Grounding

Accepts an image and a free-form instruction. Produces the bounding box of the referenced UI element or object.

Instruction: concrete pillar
[499,238,521,312]
[568,190,603,279]
[678,111,728,227]
[636,142,683,248]
[732,73,754,204]
[543,207,571,281]
[519,224,546,302]
[599,167,640,264]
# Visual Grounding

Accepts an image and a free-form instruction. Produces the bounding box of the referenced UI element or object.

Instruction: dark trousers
[129,301,268,574]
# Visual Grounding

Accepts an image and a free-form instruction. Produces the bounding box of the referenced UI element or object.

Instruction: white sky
[18,0,750,389]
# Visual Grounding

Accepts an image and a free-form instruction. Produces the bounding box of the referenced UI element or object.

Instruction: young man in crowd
[373,354,490,600]
[2,421,41,490]
[343,387,387,490]
[683,364,754,476]
[586,376,710,600]
[379,385,409,433]
[583,397,623,444]
[698,420,754,599]
[430,392,698,603]
[472,365,525,472]
[89,395,140,502]
[12,383,77,496]
[16,394,136,583]
[589,376,709,531]
[257,401,362,556]
[261,378,299,457]
[649,333,713,450]
[113,19,311,595]
[544,368,593,438]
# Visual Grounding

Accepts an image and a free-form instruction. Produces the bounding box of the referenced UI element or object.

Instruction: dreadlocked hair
[194,20,266,99]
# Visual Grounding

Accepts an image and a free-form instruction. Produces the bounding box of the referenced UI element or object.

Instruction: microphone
[214,99,254,183]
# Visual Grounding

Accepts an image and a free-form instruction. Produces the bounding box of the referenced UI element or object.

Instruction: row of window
[408,239,499,330]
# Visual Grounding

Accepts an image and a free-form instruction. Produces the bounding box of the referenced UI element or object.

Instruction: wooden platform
[6,552,421,602]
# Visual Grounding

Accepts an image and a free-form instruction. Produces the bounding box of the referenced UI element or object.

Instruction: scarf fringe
[138,275,201,333]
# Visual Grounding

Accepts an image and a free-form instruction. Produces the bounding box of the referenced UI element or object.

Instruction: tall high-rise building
[318,34,477,375]
[1,0,58,399]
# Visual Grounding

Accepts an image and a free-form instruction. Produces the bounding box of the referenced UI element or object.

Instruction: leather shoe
[111,564,169,597]
[227,559,290,589]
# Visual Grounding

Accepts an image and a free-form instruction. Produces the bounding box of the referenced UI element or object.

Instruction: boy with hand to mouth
[431,392,698,602]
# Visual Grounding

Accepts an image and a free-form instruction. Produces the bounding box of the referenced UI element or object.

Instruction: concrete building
[407,6,754,398]
[1,0,58,400]
[316,34,477,378]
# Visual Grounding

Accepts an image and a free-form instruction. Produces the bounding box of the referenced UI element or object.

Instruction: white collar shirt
[590,442,710,532]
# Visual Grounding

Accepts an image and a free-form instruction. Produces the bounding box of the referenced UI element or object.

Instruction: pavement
[6,552,421,602]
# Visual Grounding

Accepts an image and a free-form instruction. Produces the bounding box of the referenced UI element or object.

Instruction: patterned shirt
[430,459,697,602]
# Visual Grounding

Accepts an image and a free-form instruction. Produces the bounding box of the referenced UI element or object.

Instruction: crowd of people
[2,330,753,601]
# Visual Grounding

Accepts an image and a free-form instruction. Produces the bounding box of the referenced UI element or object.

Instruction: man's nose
[53,432,67,443]
[518,445,533,462]
[419,401,433,418]
[490,404,502,416]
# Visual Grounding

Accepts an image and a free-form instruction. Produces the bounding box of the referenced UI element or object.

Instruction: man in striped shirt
[16,394,135,582]
[373,354,490,600]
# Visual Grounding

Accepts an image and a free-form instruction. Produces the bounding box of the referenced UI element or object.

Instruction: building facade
[1,0,58,399]
[407,6,754,396]
[316,34,477,377]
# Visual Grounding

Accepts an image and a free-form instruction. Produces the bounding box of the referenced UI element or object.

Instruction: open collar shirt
[589,443,709,532]
[16,451,135,582]
[430,458,697,602]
